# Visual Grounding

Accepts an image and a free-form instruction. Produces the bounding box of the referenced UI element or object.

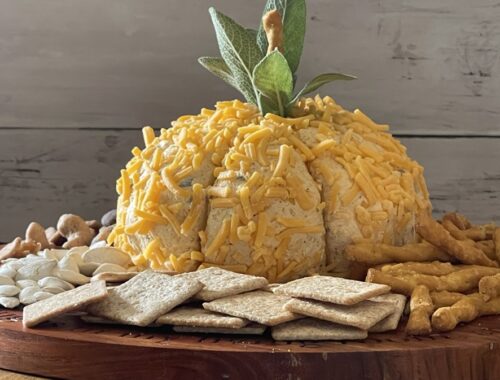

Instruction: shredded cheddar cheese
[110,96,430,280]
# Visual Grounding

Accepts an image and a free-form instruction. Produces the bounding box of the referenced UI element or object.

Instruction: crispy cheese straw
[495,228,500,262]
[430,291,467,309]
[431,293,500,332]
[479,273,500,301]
[442,219,495,242]
[346,242,450,266]
[376,261,458,276]
[416,213,498,267]
[366,266,500,296]
[442,212,471,230]
[406,285,433,335]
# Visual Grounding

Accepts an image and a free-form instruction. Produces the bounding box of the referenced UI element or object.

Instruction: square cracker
[203,290,301,326]
[284,298,395,330]
[272,318,368,341]
[181,267,268,301]
[273,276,390,305]
[173,323,266,335]
[87,270,203,326]
[156,306,248,329]
[23,280,108,328]
[369,293,407,332]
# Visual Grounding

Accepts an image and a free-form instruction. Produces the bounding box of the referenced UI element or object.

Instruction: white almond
[42,286,66,295]
[82,247,131,266]
[20,286,41,304]
[0,266,16,278]
[0,285,20,297]
[34,291,53,302]
[0,275,15,286]
[40,249,68,261]
[38,276,74,291]
[53,268,90,285]
[17,279,38,289]
[67,246,89,257]
[57,255,80,273]
[93,263,127,276]
[15,260,57,281]
[0,296,20,308]
[79,262,100,277]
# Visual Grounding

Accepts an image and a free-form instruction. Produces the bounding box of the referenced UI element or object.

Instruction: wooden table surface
[0,309,499,380]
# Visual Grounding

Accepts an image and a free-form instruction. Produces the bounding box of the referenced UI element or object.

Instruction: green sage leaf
[253,50,293,116]
[209,7,263,104]
[291,73,357,104]
[198,56,238,89]
[257,0,306,74]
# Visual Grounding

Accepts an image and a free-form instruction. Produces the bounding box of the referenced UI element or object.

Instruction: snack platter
[0,310,499,379]
[1,1,500,379]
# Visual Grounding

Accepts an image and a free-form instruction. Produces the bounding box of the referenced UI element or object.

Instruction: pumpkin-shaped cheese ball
[109,97,430,281]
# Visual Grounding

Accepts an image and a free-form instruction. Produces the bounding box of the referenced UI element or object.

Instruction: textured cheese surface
[110,96,431,280]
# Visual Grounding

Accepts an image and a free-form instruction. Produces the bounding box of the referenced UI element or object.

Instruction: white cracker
[181,267,268,301]
[369,293,407,332]
[173,323,266,335]
[156,306,248,328]
[272,318,368,341]
[23,280,108,328]
[203,290,301,326]
[87,270,203,326]
[273,276,390,305]
[285,298,395,330]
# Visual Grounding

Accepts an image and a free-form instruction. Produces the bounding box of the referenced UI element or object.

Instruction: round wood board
[0,310,499,380]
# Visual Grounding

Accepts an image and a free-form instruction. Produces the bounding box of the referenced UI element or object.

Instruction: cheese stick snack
[377,261,458,276]
[416,213,498,267]
[479,273,500,301]
[495,228,500,262]
[431,293,500,332]
[462,225,495,241]
[442,212,471,231]
[346,242,450,266]
[476,240,496,260]
[366,269,414,295]
[430,291,467,309]
[442,219,495,243]
[366,266,500,296]
[406,285,433,335]
[431,294,483,332]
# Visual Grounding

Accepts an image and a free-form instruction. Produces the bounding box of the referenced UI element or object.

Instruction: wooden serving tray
[0,309,499,380]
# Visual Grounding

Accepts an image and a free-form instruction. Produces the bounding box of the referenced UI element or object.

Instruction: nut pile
[0,210,130,309]
[0,246,134,309]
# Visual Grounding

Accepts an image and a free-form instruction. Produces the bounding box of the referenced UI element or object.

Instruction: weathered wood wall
[0,0,499,239]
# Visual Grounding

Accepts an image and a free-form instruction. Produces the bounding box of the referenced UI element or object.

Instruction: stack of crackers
[23,268,406,341]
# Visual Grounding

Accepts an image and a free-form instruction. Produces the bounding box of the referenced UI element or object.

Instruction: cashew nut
[57,214,96,249]
[86,220,101,232]
[26,222,51,249]
[45,227,57,241]
[91,225,114,245]
[0,237,41,261]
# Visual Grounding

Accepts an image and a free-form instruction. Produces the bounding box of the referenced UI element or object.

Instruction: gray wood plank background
[0,0,499,240]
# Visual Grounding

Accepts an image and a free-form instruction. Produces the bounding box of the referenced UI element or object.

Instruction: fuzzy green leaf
[257,0,306,74]
[253,50,293,116]
[291,73,357,104]
[209,7,263,104]
[198,56,238,89]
